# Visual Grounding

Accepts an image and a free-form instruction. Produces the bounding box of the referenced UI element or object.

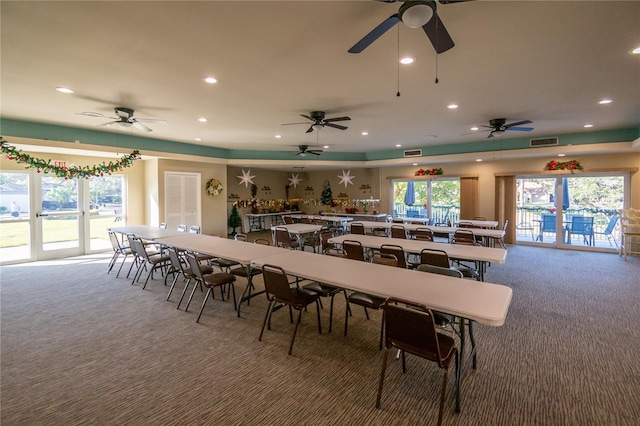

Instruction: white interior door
[164,172,201,231]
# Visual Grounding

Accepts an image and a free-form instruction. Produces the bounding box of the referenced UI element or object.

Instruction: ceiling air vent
[530,137,559,147]
[403,149,422,157]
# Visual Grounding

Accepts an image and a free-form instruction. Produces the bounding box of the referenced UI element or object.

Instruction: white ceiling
[1,1,639,156]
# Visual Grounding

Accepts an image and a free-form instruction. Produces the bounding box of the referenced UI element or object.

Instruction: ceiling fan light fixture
[492,130,505,137]
[312,123,323,132]
[117,121,132,129]
[400,2,434,28]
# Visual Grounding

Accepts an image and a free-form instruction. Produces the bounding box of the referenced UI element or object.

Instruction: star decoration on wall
[288,173,302,188]
[338,170,355,188]
[237,169,255,187]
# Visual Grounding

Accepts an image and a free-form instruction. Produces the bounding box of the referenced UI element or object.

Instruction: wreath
[206,178,224,196]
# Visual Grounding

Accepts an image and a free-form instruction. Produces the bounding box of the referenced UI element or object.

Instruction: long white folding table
[328,234,507,281]
[347,221,505,246]
[251,249,513,384]
[324,212,388,222]
[270,223,324,247]
[155,233,289,317]
[109,225,186,240]
[455,219,499,228]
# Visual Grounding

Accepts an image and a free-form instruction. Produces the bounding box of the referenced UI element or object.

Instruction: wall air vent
[530,137,559,147]
[403,149,422,157]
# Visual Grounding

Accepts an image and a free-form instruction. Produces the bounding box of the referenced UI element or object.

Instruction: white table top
[155,233,287,265]
[329,234,507,264]
[270,223,324,235]
[401,217,431,224]
[456,219,499,228]
[109,225,187,240]
[289,214,353,224]
[324,212,388,220]
[246,211,301,218]
[251,250,512,327]
[347,221,505,239]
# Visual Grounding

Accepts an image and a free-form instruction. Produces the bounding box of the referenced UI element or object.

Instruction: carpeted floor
[1,245,639,425]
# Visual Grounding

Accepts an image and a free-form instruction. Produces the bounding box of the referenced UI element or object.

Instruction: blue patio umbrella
[403,181,416,206]
[554,178,570,210]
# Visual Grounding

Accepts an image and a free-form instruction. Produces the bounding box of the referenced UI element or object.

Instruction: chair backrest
[541,214,556,232]
[383,298,443,365]
[254,238,271,245]
[275,227,295,249]
[406,210,419,218]
[603,215,620,234]
[457,221,477,228]
[189,225,201,234]
[320,230,335,252]
[371,252,398,267]
[420,248,451,268]
[167,247,185,272]
[413,227,434,242]
[131,236,150,261]
[343,239,365,261]
[108,231,123,252]
[177,224,188,232]
[185,252,205,282]
[390,225,407,239]
[283,216,294,224]
[473,216,487,221]
[261,264,295,303]
[324,248,347,257]
[502,219,509,232]
[350,223,365,235]
[571,216,594,235]
[451,229,477,245]
[380,244,406,268]
[234,233,248,242]
[300,217,312,224]
[416,263,463,278]
[392,218,404,223]
[159,223,167,229]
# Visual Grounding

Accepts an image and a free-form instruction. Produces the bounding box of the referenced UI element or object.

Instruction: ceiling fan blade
[348,14,400,54]
[308,151,322,156]
[77,112,116,119]
[97,120,119,127]
[323,116,351,123]
[135,118,167,124]
[305,126,314,133]
[324,123,348,131]
[281,121,311,126]
[132,121,153,132]
[507,127,534,132]
[300,114,314,121]
[422,12,454,54]
[438,0,475,4]
[504,120,533,128]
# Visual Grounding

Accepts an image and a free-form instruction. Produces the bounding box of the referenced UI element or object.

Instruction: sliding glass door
[392,178,460,225]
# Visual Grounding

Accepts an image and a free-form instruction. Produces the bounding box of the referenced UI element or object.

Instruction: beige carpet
[1,246,639,425]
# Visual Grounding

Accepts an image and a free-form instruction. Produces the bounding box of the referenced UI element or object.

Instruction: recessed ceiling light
[323,145,329,149]
[275,134,282,139]
[470,126,479,131]
[476,159,483,162]
[584,124,594,128]
[203,76,218,84]
[198,117,207,122]
[195,138,202,141]
[399,56,415,65]
[558,153,566,157]
[395,144,402,147]
[361,131,369,136]
[56,86,74,94]
[412,163,418,166]
[447,104,458,109]
[631,47,640,54]
[598,99,613,104]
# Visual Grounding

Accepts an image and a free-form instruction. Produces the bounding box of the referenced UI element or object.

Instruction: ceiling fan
[349,0,474,55]
[281,111,351,133]
[479,118,534,138]
[296,145,323,156]
[76,107,167,132]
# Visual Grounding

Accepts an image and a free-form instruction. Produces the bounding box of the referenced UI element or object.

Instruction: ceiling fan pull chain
[396,23,401,97]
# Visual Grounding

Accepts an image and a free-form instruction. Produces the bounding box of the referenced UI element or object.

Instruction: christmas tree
[320,180,333,205]
[227,204,242,236]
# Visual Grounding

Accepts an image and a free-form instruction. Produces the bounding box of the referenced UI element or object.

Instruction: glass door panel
[0,172,31,263]
[37,175,83,258]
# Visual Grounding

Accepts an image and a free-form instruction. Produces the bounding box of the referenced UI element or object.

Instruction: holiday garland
[544,159,583,173]
[415,167,443,176]
[1,138,140,179]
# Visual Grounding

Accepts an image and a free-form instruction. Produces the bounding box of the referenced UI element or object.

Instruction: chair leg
[107,252,119,273]
[315,300,322,334]
[196,288,213,323]
[288,309,303,355]
[259,300,276,342]
[115,254,128,278]
[166,271,182,301]
[375,348,390,409]
[176,278,192,309]
[454,349,461,413]
[379,309,384,350]
[344,300,350,336]
[184,279,201,312]
[437,369,449,426]
[328,295,335,333]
